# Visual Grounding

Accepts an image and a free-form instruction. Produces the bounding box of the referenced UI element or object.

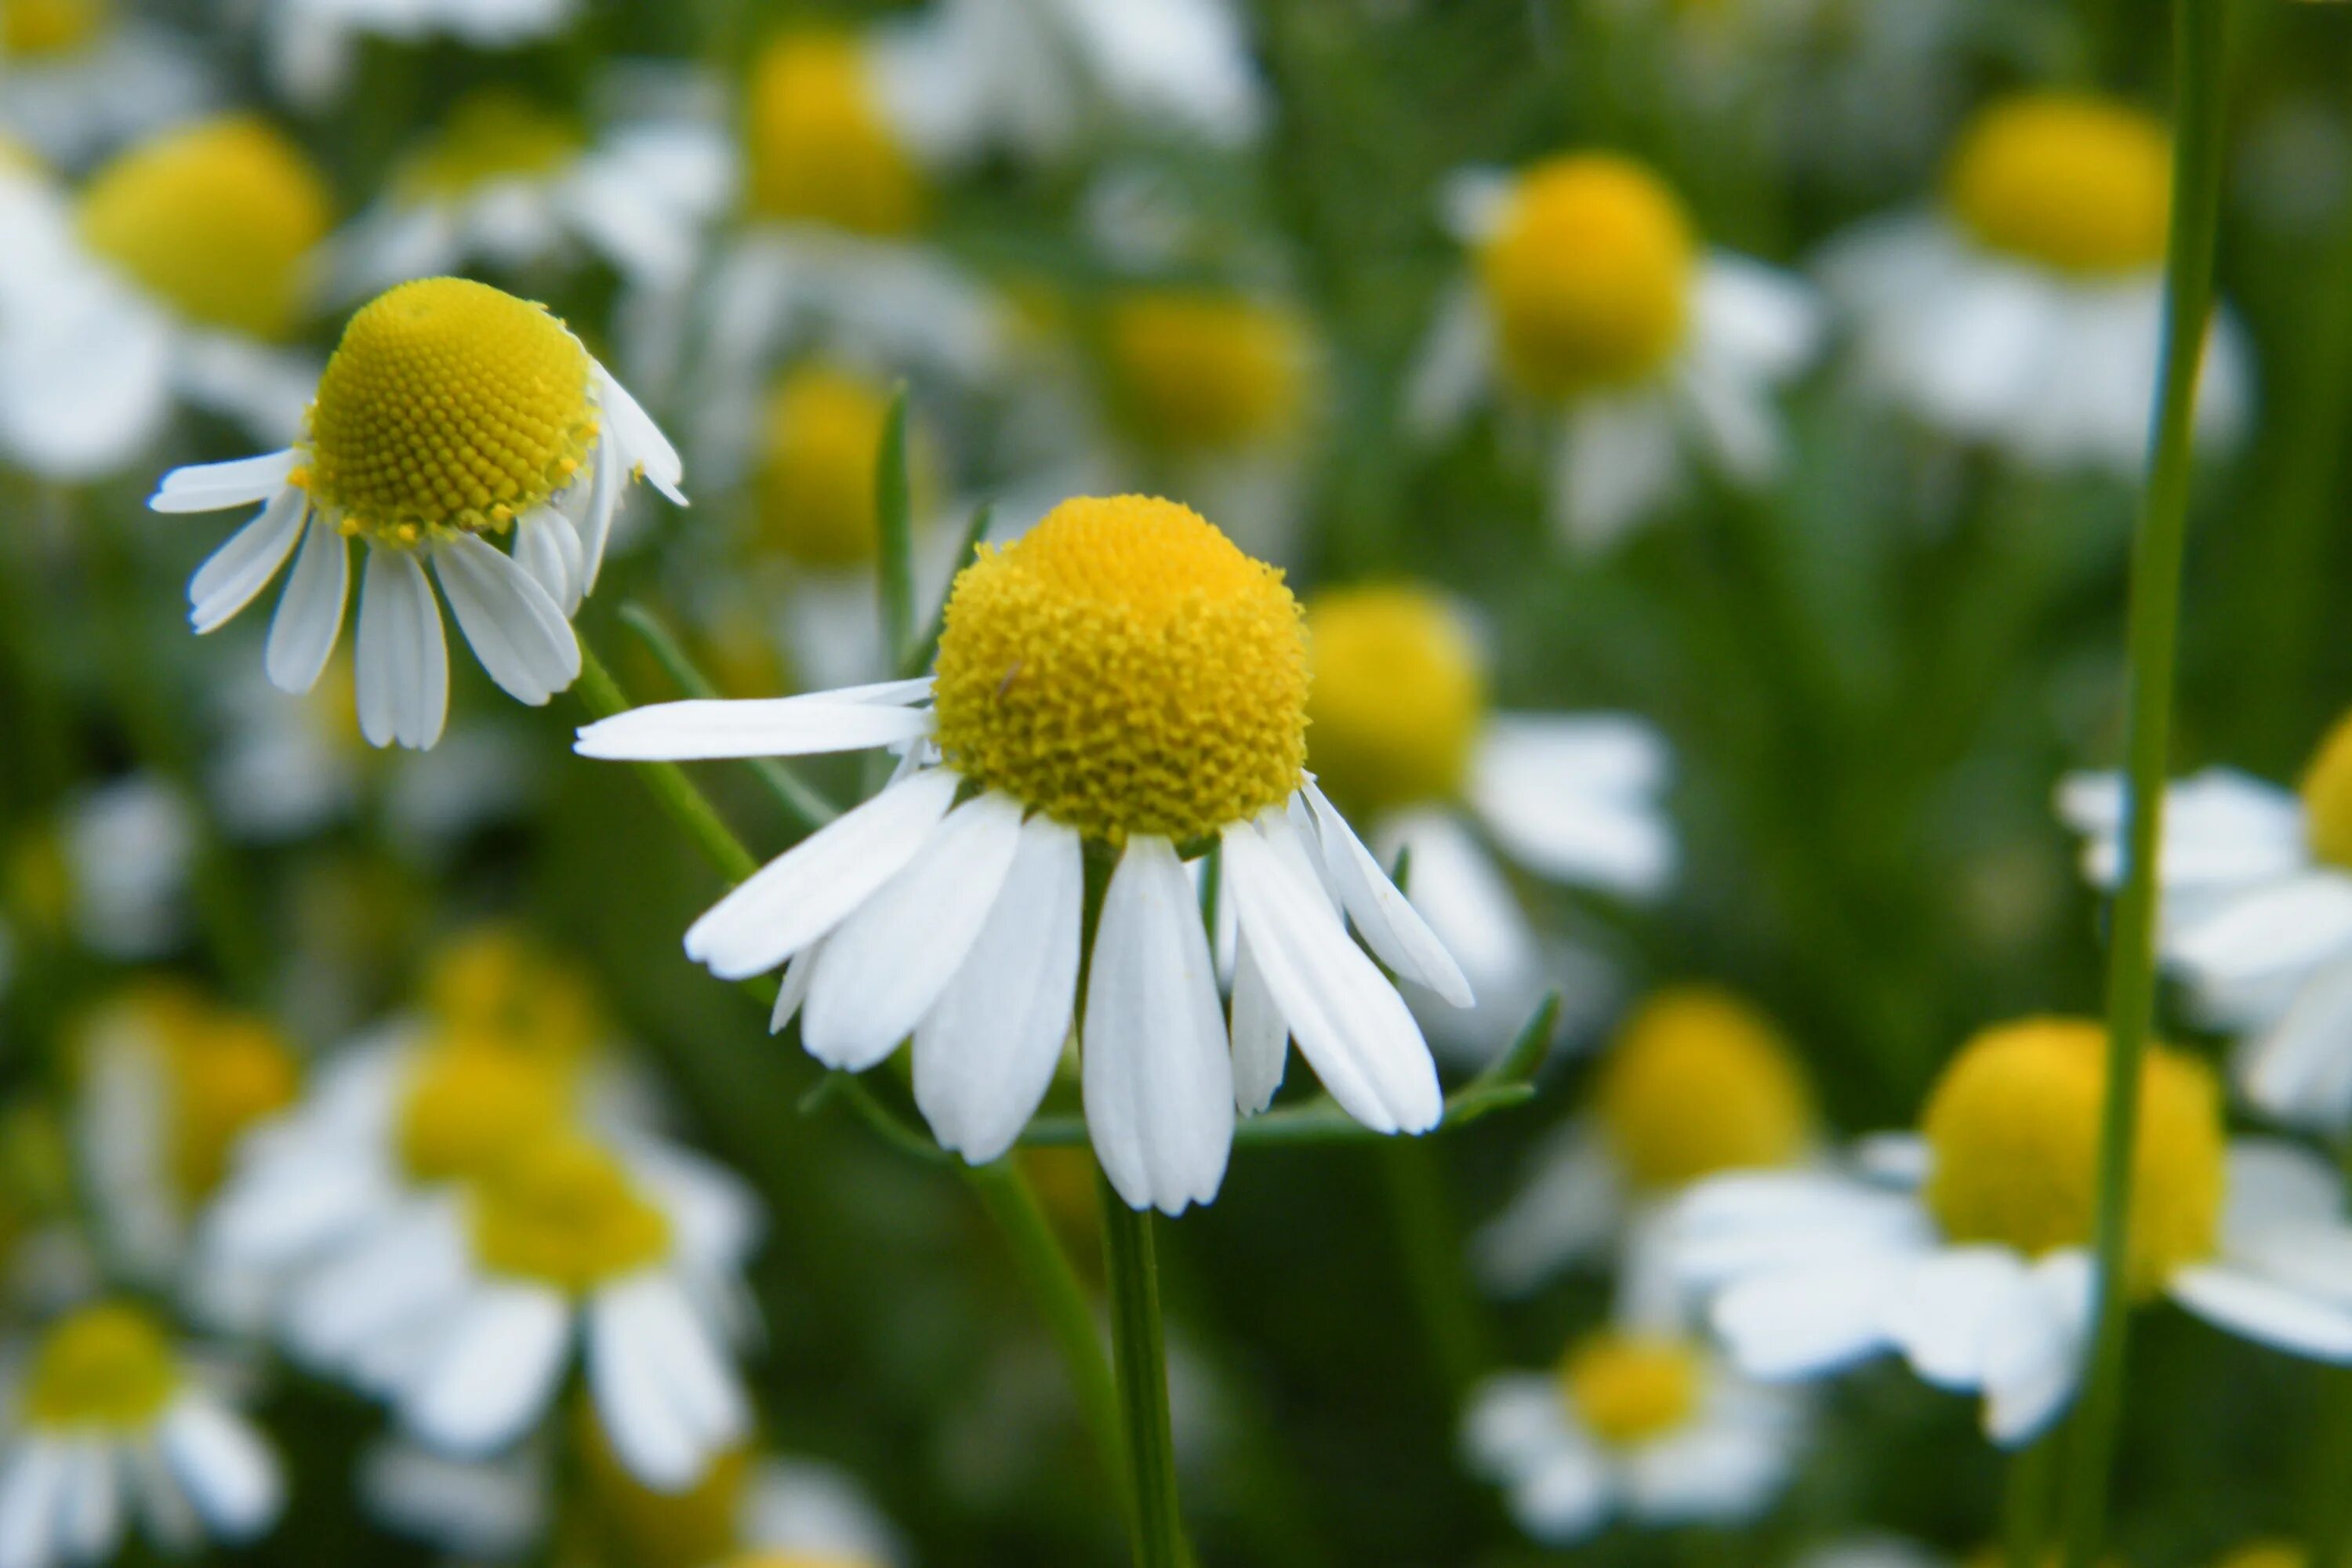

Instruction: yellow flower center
[395,92,582,202]
[1595,986,1813,1192]
[4,0,106,57]
[744,32,922,236]
[1922,1018,2224,1298]
[1303,585,1485,818]
[931,495,1308,844]
[1558,1331,1703,1446]
[579,1402,748,1567]
[1104,291,1308,453]
[423,926,602,1073]
[1478,154,1696,398]
[302,278,598,547]
[23,1303,180,1431]
[2299,710,2352,869]
[2210,1548,2302,1568]
[396,1040,569,1187]
[76,115,332,342]
[1947,95,2172,276]
[79,984,301,1203]
[470,1134,671,1293]
[756,365,897,569]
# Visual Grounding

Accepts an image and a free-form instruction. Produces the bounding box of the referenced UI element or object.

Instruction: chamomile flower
[70,982,299,1293]
[1824,93,2249,473]
[1477,987,1817,1302]
[1464,1327,1804,1544]
[1672,1018,2352,1447]
[0,0,212,169]
[872,0,1268,165]
[1408,154,1822,550]
[265,0,577,111]
[2060,717,2352,1133]
[0,114,330,478]
[578,494,1473,1214]
[1302,585,1675,1059]
[0,1301,283,1561]
[149,275,684,750]
[328,91,734,302]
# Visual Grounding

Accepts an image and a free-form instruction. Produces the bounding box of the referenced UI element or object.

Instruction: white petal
[355,547,450,750]
[402,1284,572,1455]
[2239,957,2352,1131]
[512,505,583,616]
[1881,1246,2031,1390]
[2223,1139,2347,1235]
[575,695,933,761]
[576,414,622,593]
[1299,780,1472,1007]
[158,1396,282,1538]
[804,790,1026,1070]
[1372,808,1541,1022]
[1555,394,1681,551]
[1514,1446,1613,1544]
[2169,1263,2352,1363]
[1221,814,1441,1135]
[0,1443,68,1568]
[1461,1374,1573,1475]
[2172,874,2352,988]
[1980,1252,2091,1447]
[263,511,350,693]
[1710,1257,1907,1379]
[1469,717,1676,898]
[151,451,298,514]
[586,1275,748,1491]
[1081,836,1234,1214]
[769,943,818,1035]
[684,769,960,980]
[913,813,1084,1162]
[1228,927,1288,1116]
[1693,254,1823,379]
[56,1444,118,1563]
[281,1202,470,1371]
[595,363,684,504]
[1670,1171,1933,1286]
[1472,1121,1624,1296]
[431,534,582,706]
[188,488,306,633]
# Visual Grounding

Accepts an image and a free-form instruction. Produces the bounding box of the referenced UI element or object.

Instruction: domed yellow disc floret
[1105,291,1308,453]
[471,1134,670,1293]
[396,92,582,202]
[24,1303,180,1431]
[580,1408,750,1568]
[931,495,1309,844]
[757,365,898,569]
[1478,154,1697,398]
[1595,986,1814,1191]
[423,926,603,1072]
[1947,95,2172,276]
[2299,710,2352,869]
[5,0,107,57]
[77,115,332,342]
[1922,1017,2224,1298]
[303,278,598,546]
[744,32,922,236]
[1304,585,1485,817]
[397,1040,571,1186]
[1558,1331,1703,1446]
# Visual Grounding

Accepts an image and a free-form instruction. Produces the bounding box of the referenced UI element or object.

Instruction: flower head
[393,92,580,205]
[1103,290,1309,454]
[1597,987,1814,1193]
[1947,94,2170,277]
[1305,584,1484,818]
[756,365,901,570]
[745,33,922,236]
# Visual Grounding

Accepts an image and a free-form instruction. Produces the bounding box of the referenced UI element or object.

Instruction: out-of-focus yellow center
[86,983,299,1203]
[744,32,922,236]
[1478,154,1696,398]
[757,365,895,569]
[4,0,106,57]
[396,92,582,201]
[579,1401,748,1563]
[302,278,597,547]
[423,926,602,1073]
[76,115,332,341]
[1595,986,1813,1191]
[2299,710,2352,869]
[931,495,1308,844]
[1104,291,1308,453]
[1304,585,1485,818]
[0,134,38,176]
[1923,1018,2224,1298]
[2207,1548,2301,1568]
[470,1134,670,1292]
[23,1303,179,1431]
[1947,95,2172,275]
[1559,1331,1702,1446]
[396,1040,570,1186]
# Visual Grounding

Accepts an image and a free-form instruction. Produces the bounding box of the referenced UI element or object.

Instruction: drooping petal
[511,505,583,616]
[431,534,581,706]
[188,487,306,633]
[263,511,350,694]
[2169,1263,2352,1363]
[156,1396,281,1539]
[151,450,299,514]
[1298,780,1472,1007]
[1709,1257,1906,1381]
[401,1284,572,1456]
[1228,927,1287,1116]
[594,363,684,503]
[1980,1252,2091,1448]
[354,547,450,750]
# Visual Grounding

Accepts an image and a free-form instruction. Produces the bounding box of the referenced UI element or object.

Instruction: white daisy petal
[1711,1257,1907,1380]
[2239,957,2352,1131]
[354,547,450,750]
[1461,1374,1571,1475]
[150,451,299,514]
[684,768,961,980]
[0,1443,68,1568]
[1881,1246,2031,1390]
[2172,873,2352,987]
[403,1284,572,1456]
[1081,835,1235,1215]
[1221,814,1442,1136]
[188,488,307,633]
[57,1444,118,1563]
[431,534,582,706]
[1228,927,1288,1116]
[575,695,934,761]
[512,504,583,617]
[1514,1446,1613,1545]
[913,813,1084,1163]
[158,1396,282,1539]
[1299,780,1472,1007]
[576,416,622,593]
[263,511,350,694]
[594,364,684,504]
[1980,1252,2091,1447]
[586,1275,747,1491]
[769,943,818,1036]
[2169,1263,2352,1363]
[804,790,1026,1070]
[1469,717,1675,898]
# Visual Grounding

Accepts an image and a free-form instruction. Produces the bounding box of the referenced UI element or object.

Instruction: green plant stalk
[2007,1430,2058,1568]
[1377,1139,1490,1399]
[2309,1365,2352,1568]
[575,644,759,884]
[1098,1171,1186,1568]
[615,603,840,829]
[2059,3,2230,1564]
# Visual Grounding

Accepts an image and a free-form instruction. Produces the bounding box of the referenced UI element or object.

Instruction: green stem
[2058,5,2230,1565]
[1377,1140,1490,1399]
[2006,1431,2058,1568]
[1098,1171,1186,1568]
[574,643,759,884]
[615,603,840,829]
[2307,1367,2352,1568]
